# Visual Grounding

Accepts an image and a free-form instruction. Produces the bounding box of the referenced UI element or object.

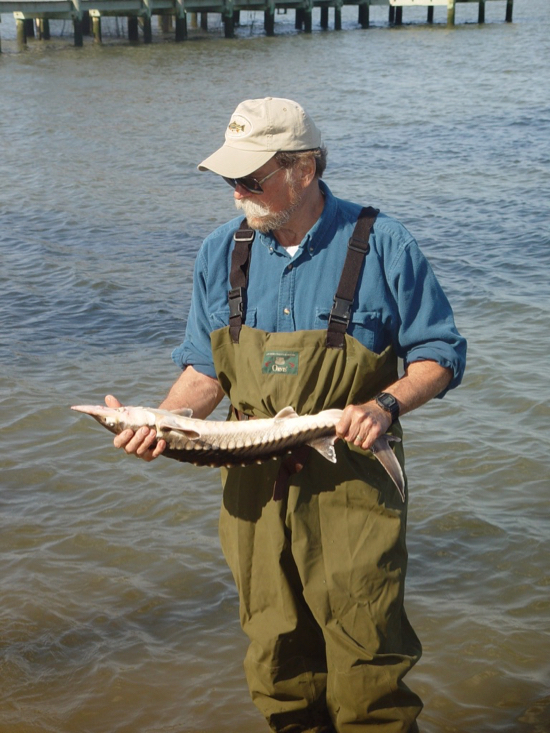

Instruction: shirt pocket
[209,307,258,331]
[315,308,381,352]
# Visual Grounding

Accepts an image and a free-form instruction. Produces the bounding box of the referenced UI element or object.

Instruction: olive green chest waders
[211,210,422,733]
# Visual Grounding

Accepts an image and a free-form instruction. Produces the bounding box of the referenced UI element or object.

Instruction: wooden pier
[0,0,515,49]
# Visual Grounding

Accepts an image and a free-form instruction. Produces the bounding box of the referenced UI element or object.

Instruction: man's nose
[234,183,252,199]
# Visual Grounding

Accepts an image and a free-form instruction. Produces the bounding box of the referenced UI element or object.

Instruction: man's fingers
[113,428,135,449]
[135,428,159,457]
[136,435,166,462]
[105,394,123,408]
[150,439,167,459]
[113,426,149,452]
[336,403,390,450]
[336,406,366,441]
[113,426,166,462]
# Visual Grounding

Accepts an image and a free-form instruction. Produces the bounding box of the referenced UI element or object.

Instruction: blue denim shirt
[172,181,466,396]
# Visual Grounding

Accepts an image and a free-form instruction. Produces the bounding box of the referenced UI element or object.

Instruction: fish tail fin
[371,435,406,502]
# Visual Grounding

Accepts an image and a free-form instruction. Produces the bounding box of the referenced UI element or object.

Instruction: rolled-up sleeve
[171,249,218,379]
[388,237,467,397]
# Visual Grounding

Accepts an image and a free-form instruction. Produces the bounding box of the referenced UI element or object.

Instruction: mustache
[234,198,271,218]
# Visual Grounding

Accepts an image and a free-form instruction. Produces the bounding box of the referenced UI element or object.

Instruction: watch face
[378,393,395,408]
[376,393,399,423]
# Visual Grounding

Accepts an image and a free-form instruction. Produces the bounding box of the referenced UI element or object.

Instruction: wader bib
[212,211,422,733]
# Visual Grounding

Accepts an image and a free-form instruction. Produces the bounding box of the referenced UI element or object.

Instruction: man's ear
[299,155,317,187]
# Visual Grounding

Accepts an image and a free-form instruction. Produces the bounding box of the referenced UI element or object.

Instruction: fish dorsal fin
[273,406,299,421]
[170,408,194,417]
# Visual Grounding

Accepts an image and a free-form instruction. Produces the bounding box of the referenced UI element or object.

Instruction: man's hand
[336,402,392,451]
[104,368,223,463]
[336,361,453,451]
[106,394,166,462]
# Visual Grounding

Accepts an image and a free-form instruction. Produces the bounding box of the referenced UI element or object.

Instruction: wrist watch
[374,392,400,425]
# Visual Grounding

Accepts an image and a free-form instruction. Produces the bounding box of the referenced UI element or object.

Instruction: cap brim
[197,145,276,178]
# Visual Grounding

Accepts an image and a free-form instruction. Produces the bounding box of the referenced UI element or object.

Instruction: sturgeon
[71,404,405,501]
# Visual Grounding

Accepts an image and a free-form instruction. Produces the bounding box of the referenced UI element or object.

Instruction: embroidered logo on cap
[227,115,251,138]
[262,351,299,375]
[228,121,245,134]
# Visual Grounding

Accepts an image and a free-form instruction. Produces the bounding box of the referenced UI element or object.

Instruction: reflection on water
[1,1,549,730]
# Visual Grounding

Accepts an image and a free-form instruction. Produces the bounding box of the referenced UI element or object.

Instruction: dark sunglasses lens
[239,176,262,193]
[223,176,262,194]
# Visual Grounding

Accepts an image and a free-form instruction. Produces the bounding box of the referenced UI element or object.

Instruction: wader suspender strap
[326,206,379,349]
[229,218,256,344]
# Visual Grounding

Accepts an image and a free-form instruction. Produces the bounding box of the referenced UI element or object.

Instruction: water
[1,1,549,731]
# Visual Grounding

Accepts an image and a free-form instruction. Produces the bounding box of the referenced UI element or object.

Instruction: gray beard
[235,191,300,234]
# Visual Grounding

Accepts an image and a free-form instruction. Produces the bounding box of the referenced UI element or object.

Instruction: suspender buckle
[348,236,370,254]
[234,229,255,244]
[328,295,353,327]
[228,287,245,319]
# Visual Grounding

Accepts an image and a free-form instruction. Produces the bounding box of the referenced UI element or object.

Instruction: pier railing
[0,0,515,49]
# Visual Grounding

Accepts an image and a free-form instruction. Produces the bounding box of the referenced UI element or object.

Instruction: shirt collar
[257,180,337,256]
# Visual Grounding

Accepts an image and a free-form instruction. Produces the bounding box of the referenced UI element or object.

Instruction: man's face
[233,160,302,233]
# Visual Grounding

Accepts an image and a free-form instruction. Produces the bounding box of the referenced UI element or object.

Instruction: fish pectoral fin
[158,417,201,440]
[273,406,299,421]
[307,436,338,463]
[170,408,194,417]
[371,435,406,502]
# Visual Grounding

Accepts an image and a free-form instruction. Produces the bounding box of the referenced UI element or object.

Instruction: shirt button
[283,308,290,315]
[288,264,293,270]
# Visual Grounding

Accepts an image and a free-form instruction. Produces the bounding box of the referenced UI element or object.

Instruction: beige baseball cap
[198,97,322,178]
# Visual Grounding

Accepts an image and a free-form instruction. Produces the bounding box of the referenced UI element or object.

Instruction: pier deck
[0,0,515,49]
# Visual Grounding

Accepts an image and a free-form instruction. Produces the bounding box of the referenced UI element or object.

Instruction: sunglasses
[223,167,283,194]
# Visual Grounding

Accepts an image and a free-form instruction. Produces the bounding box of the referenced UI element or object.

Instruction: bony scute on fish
[71,403,405,502]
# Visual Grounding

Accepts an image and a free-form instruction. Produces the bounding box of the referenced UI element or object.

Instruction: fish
[70,404,405,502]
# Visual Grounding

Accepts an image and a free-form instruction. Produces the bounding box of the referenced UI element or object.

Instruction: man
[109,97,466,733]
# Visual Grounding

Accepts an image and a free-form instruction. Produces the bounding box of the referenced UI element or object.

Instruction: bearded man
[109,97,466,733]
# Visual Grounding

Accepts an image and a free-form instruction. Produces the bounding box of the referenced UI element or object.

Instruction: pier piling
[92,13,101,41]
[264,8,275,34]
[16,15,25,44]
[506,0,512,21]
[128,15,138,39]
[447,0,455,25]
[174,13,186,39]
[223,12,234,37]
[358,3,369,28]
[478,0,485,22]
[37,18,50,38]
[73,17,83,45]
[142,15,152,42]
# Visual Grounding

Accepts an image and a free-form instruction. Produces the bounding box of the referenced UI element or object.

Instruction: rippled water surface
[1,1,549,731]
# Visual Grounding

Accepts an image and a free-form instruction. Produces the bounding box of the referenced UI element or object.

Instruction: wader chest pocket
[210,307,257,331]
[315,308,382,352]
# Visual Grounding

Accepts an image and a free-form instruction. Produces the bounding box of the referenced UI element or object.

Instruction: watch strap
[375,392,400,424]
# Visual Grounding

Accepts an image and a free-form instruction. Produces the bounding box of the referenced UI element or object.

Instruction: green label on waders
[262,351,299,375]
